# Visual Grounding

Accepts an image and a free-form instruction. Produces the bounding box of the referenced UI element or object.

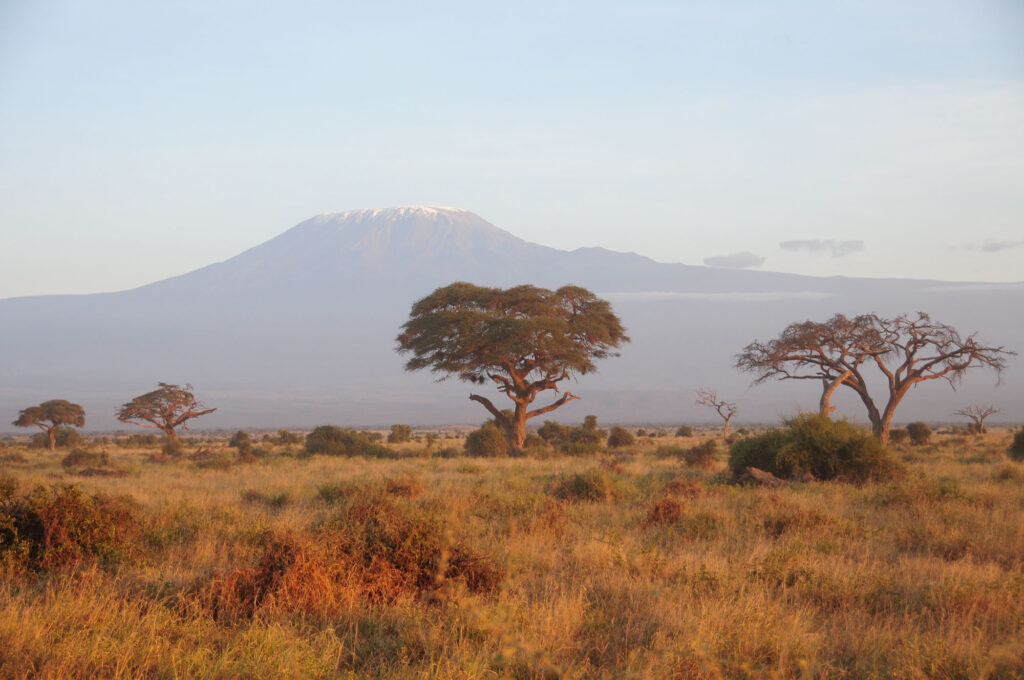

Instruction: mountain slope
[1,207,1020,431]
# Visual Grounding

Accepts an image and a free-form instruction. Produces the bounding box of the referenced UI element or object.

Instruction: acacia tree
[12,399,86,450]
[116,383,216,441]
[954,405,1001,434]
[396,282,628,450]
[736,312,1014,443]
[695,387,737,436]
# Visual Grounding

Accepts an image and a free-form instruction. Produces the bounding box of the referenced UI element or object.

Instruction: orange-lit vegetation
[1,425,1023,678]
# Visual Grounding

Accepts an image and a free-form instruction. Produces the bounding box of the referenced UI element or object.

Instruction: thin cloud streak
[600,290,835,302]
[779,239,864,257]
[923,282,1024,293]
[703,252,765,269]
[962,240,1024,253]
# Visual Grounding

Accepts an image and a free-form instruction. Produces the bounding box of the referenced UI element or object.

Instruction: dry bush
[643,497,684,526]
[201,498,502,621]
[532,498,567,535]
[0,484,142,573]
[753,494,836,538]
[60,449,111,468]
[993,464,1024,483]
[663,477,709,498]
[383,476,424,498]
[239,489,291,509]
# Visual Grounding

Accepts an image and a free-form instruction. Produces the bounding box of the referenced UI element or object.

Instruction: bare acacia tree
[696,387,737,436]
[116,383,217,441]
[737,312,1014,443]
[954,405,1001,434]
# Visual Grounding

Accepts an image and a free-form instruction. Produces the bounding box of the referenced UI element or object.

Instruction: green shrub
[228,430,251,448]
[388,424,413,444]
[305,426,391,457]
[607,426,635,449]
[523,433,548,450]
[538,419,604,455]
[0,484,141,573]
[464,422,510,457]
[654,445,687,459]
[275,429,302,445]
[160,436,185,458]
[684,440,718,469]
[120,433,159,448]
[889,428,908,445]
[906,421,931,446]
[728,414,903,482]
[1009,428,1024,462]
[537,421,570,444]
[235,440,257,463]
[675,425,694,437]
[550,470,619,502]
[30,425,82,450]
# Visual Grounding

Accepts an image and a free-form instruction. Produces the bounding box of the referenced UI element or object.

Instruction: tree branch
[525,392,580,420]
[469,393,511,430]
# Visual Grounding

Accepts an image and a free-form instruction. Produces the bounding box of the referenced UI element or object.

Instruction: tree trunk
[723,415,732,438]
[47,427,56,451]
[819,370,851,416]
[855,391,886,443]
[510,403,528,452]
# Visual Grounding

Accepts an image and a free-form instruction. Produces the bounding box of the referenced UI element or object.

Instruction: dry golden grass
[0,428,1022,678]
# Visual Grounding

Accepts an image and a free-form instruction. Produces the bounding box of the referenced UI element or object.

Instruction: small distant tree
[388,424,413,444]
[737,312,1014,443]
[116,383,216,441]
[396,282,628,451]
[954,405,1001,434]
[696,387,737,437]
[13,399,86,450]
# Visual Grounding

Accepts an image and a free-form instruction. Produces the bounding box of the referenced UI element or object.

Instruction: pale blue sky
[1,1,1022,298]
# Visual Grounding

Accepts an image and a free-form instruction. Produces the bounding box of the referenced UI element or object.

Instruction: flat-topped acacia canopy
[396,282,628,450]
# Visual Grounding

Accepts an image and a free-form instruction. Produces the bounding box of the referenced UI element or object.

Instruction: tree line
[12,383,215,450]
[397,283,1014,449]
[12,281,1015,451]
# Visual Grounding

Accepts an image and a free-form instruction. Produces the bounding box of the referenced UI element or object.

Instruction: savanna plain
[1,424,1023,680]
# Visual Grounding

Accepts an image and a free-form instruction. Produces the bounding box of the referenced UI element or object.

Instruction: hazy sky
[1,1,1022,298]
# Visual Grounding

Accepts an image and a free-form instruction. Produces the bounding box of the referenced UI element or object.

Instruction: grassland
[1,427,1022,679]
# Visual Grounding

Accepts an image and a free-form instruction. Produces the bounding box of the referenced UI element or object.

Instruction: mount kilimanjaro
[1,207,1020,431]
